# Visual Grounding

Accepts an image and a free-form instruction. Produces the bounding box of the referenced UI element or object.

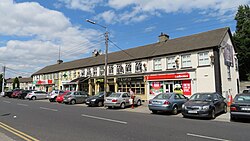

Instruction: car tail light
[163,101,170,105]
[149,101,152,104]
[230,107,237,111]
[112,99,118,102]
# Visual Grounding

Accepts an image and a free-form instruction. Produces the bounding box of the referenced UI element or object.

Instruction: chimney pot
[158,32,169,42]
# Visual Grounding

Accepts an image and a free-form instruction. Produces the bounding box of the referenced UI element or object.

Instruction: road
[0,97,250,141]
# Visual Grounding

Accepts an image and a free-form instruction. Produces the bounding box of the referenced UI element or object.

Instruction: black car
[4,90,14,98]
[230,93,250,120]
[182,92,227,119]
[18,90,33,99]
[85,91,113,107]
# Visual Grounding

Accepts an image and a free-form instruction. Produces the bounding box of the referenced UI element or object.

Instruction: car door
[217,94,225,112]
[35,91,42,99]
[213,94,221,114]
[173,94,183,110]
[123,93,130,106]
[74,92,80,103]
[178,94,188,109]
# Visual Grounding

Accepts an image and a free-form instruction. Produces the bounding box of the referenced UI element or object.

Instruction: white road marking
[39,107,58,112]
[187,133,231,141]
[17,103,28,107]
[3,101,11,103]
[81,114,127,124]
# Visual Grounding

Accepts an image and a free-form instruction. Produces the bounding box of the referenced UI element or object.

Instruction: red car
[56,90,70,103]
[11,89,23,98]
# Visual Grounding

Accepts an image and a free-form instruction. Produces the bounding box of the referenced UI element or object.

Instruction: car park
[148,93,188,115]
[25,91,48,100]
[181,92,227,119]
[47,90,64,102]
[85,91,113,107]
[63,91,89,105]
[104,92,142,109]
[56,90,70,103]
[230,93,250,120]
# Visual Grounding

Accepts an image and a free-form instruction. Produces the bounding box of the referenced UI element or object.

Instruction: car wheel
[136,100,142,106]
[70,100,76,105]
[120,103,125,109]
[172,106,178,115]
[31,96,36,100]
[49,99,53,102]
[223,104,227,113]
[230,115,236,121]
[98,101,103,107]
[210,109,215,119]
[152,110,157,114]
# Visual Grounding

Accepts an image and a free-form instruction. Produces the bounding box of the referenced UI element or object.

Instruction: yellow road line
[0,122,39,141]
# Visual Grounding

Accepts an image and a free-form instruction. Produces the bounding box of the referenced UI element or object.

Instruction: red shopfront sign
[145,73,190,80]
[182,80,191,95]
[37,79,53,85]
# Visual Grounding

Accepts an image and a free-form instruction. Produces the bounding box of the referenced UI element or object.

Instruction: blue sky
[0,0,249,78]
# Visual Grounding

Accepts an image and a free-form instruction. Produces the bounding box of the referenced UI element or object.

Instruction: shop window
[125,63,132,73]
[198,52,209,66]
[167,56,175,69]
[108,65,114,75]
[153,58,162,70]
[135,61,142,72]
[93,67,97,76]
[118,81,145,95]
[181,54,192,68]
[100,66,104,76]
[117,64,124,74]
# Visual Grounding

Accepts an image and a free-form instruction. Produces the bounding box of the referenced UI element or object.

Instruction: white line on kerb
[3,101,11,103]
[39,107,58,112]
[81,114,127,125]
[187,133,231,141]
[17,103,28,107]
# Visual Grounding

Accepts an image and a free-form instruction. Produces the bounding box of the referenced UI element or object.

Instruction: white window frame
[99,66,104,76]
[153,58,162,70]
[135,61,142,72]
[166,56,176,69]
[198,52,209,66]
[125,63,132,73]
[117,64,124,74]
[108,65,114,75]
[93,67,97,76]
[181,54,192,68]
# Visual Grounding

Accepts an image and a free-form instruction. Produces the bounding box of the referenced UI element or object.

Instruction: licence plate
[188,110,198,113]
[86,101,90,104]
[241,107,250,111]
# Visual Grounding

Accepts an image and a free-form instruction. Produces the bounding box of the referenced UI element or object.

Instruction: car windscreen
[94,92,104,97]
[234,95,250,103]
[154,93,172,99]
[243,90,250,93]
[66,92,74,95]
[109,93,121,97]
[190,93,213,101]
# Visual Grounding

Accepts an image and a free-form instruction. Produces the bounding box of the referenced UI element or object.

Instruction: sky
[0,0,249,78]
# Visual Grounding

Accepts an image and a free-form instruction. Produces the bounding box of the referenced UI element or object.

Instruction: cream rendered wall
[219,33,239,98]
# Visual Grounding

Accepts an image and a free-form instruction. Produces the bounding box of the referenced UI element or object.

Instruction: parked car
[104,92,142,109]
[25,91,48,100]
[47,90,64,102]
[242,89,250,93]
[85,91,113,107]
[230,93,250,120]
[4,90,14,98]
[63,91,89,105]
[11,89,23,98]
[148,93,188,115]
[182,92,227,119]
[18,90,35,99]
[56,90,70,103]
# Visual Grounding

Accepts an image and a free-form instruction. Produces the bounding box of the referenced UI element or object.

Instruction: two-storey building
[32,27,239,101]
[6,77,33,90]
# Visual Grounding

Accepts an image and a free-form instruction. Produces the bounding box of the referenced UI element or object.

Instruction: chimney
[57,60,63,64]
[158,32,169,42]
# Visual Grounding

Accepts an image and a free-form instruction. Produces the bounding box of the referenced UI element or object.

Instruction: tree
[233,5,250,81]
[0,74,3,91]
[13,77,20,89]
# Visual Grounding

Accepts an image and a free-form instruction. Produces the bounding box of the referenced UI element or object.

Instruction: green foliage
[233,5,250,81]
[13,77,20,89]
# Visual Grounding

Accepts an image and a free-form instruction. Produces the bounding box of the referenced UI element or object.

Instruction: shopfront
[145,72,192,100]
[34,79,55,92]
[117,76,145,95]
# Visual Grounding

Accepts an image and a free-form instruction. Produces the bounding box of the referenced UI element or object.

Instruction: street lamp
[86,19,108,103]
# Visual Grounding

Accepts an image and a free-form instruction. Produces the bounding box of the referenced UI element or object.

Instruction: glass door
[165,82,174,93]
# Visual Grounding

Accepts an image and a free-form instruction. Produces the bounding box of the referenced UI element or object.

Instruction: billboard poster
[149,81,163,97]
[182,80,191,95]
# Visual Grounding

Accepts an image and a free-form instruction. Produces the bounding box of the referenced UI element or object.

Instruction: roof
[32,27,229,75]
[6,77,33,83]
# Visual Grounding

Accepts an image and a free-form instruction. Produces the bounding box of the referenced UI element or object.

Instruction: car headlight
[91,99,96,102]
[202,105,210,110]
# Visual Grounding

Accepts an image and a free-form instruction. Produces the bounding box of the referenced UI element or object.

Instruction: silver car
[104,92,142,109]
[63,91,89,105]
[25,91,48,100]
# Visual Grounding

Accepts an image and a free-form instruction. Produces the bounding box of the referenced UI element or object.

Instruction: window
[117,64,124,74]
[108,65,114,75]
[181,54,192,68]
[87,68,92,76]
[93,67,97,76]
[198,52,209,66]
[227,66,231,79]
[81,69,85,76]
[125,63,132,73]
[135,61,142,72]
[118,81,145,95]
[166,57,175,69]
[73,70,76,78]
[99,66,104,76]
[153,58,162,70]
[235,58,238,71]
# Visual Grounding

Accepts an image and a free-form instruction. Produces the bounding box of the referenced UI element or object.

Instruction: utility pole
[86,19,108,104]
[1,66,5,95]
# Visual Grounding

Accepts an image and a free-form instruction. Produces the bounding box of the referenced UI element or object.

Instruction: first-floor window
[93,67,97,76]
[153,58,162,70]
[117,64,124,74]
[181,54,192,68]
[99,66,104,76]
[167,56,175,69]
[87,68,92,76]
[108,65,114,75]
[125,63,132,73]
[135,61,142,72]
[198,52,209,66]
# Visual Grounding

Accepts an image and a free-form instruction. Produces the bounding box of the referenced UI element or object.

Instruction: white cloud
[176,27,186,31]
[144,26,156,33]
[58,0,103,12]
[0,0,102,78]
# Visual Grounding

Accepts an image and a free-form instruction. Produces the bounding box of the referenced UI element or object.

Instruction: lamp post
[1,66,5,96]
[86,19,108,103]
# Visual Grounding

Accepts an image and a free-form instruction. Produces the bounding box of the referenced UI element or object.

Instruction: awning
[70,77,90,83]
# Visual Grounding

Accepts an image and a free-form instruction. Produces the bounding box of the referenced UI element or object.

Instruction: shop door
[165,83,174,93]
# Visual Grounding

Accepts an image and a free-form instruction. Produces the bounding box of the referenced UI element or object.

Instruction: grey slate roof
[32,27,229,76]
[6,77,32,83]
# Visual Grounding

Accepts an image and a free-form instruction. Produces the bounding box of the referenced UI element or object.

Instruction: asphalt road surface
[0,97,250,141]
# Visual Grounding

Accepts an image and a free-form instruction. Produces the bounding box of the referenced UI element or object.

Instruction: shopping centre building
[32,27,239,101]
